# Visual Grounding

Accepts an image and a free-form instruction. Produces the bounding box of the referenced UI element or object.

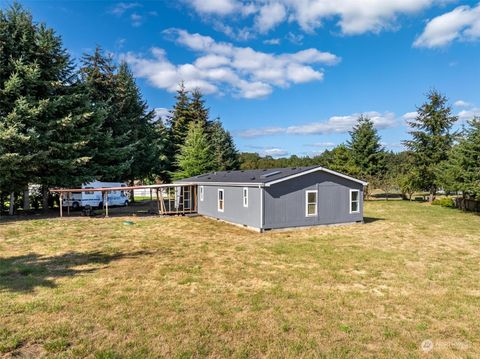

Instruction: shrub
[432,197,455,208]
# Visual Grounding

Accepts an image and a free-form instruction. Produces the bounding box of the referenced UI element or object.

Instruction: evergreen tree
[439,118,480,199]
[319,144,360,176]
[403,90,457,202]
[80,47,132,181]
[173,121,214,180]
[0,3,100,211]
[209,120,240,171]
[116,62,167,188]
[347,115,386,183]
[167,83,193,170]
[189,89,209,128]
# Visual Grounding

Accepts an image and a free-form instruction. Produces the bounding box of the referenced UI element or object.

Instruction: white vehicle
[62,181,129,209]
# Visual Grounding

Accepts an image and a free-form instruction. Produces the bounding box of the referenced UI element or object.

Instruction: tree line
[0,3,239,214]
[241,90,480,203]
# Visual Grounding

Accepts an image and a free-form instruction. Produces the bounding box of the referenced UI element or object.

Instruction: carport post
[67,192,70,216]
[105,190,109,218]
[59,193,63,218]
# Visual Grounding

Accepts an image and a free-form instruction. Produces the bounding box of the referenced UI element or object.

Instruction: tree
[347,116,386,195]
[189,89,209,128]
[439,118,480,199]
[0,3,100,212]
[80,47,132,182]
[403,90,457,202]
[173,121,214,180]
[115,62,168,194]
[209,120,240,171]
[167,83,193,171]
[319,144,360,176]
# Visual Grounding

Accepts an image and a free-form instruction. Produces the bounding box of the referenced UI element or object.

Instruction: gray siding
[263,171,363,229]
[198,185,262,229]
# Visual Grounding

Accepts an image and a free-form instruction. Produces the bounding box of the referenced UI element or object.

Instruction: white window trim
[217,189,224,212]
[199,186,204,201]
[243,187,248,207]
[350,189,360,214]
[305,190,318,217]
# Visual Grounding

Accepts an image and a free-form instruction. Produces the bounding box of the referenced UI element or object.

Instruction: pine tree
[440,118,480,199]
[189,89,210,128]
[347,115,385,182]
[167,83,193,171]
[80,47,132,181]
[403,90,457,202]
[0,3,100,211]
[209,120,240,171]
[173,121,214,180]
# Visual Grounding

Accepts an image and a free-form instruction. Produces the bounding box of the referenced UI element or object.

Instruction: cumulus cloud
[154,107,170,121]
[184,0,441,36]
[402,111,418,120]
[245,145,289,157]
[454,100,472,108]
[455,101,480,122]
[263,38,281,45]
[123,29,339,98]
[110,2,141,16]
[238,111,397,138]
[414,3,480,48]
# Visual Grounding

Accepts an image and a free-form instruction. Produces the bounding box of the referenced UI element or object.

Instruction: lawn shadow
[363,217,385,224]
[0,250,149,293]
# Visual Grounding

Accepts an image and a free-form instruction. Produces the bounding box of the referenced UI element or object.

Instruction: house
[175,166,367,232]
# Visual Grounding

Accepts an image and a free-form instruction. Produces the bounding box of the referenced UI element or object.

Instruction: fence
[454,198,480,212]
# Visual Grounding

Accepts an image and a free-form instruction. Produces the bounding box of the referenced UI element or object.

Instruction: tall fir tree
[347,115,385,183]
[0,3,100,211]
[80,47,132,181]
[209,120,240,171]
[173,121,214,180]
[167,82,193,172]
[189,89,210,128]
[403,90,457,202]
[439,118,480,199]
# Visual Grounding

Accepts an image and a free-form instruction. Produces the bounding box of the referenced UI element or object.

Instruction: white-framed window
[243,187,248,207]
[350,189,360,213]
[218,189,224,212]
[305,190,317,217]
[199,186,204,201]
[84,187,94,195]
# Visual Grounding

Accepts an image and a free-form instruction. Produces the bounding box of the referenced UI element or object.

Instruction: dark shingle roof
[176,166,318,184]
[176,165,357,185]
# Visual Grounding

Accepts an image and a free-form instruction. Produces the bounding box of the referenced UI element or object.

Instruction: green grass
[0,201,479,358]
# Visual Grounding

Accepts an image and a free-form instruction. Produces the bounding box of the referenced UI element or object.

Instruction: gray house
[176,166,367,232]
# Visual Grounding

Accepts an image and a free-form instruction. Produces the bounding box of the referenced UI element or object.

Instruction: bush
[432,197,455,208]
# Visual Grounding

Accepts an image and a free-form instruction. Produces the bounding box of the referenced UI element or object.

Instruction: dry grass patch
[0,201,479,358]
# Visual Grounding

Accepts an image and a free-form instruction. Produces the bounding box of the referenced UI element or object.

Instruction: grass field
[0,201,479,358]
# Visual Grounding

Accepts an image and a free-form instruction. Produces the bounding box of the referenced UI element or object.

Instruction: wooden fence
[454,198,480,212]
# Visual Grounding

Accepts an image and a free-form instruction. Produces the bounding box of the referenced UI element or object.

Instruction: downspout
[259,184,264,231]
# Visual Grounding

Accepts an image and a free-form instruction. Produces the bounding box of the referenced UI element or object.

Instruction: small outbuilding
[176,166,367,231]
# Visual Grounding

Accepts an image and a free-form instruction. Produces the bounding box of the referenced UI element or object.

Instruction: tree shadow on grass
[363,217,385,224]
[0,251,149,293]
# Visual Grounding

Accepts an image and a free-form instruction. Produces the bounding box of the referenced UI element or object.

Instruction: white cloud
[124,29,339,99]
[110,2,141,16]
[414,4,480,48]
[402,111,418,120]
[454,100,472,108]
[263,38,281,45]
[255,2,286,33]
[131,13,143,27]
[187,0,241,15]
[305,142,336,147]
[184,0,442,36]
[263,148,289,157]
[154,107,170,121]
[238,111,397,137]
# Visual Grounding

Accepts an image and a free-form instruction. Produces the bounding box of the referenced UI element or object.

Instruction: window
[84,187,94,195]
[243,187,248,207]
[350,189,360,213]
[200,186,204,201]
[218,189,224,212]
[305,190,317,217]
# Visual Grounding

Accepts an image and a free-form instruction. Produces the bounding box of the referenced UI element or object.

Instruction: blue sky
[5,0,480,157]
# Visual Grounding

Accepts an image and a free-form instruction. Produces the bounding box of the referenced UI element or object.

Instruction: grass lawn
[0,201,479,358]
